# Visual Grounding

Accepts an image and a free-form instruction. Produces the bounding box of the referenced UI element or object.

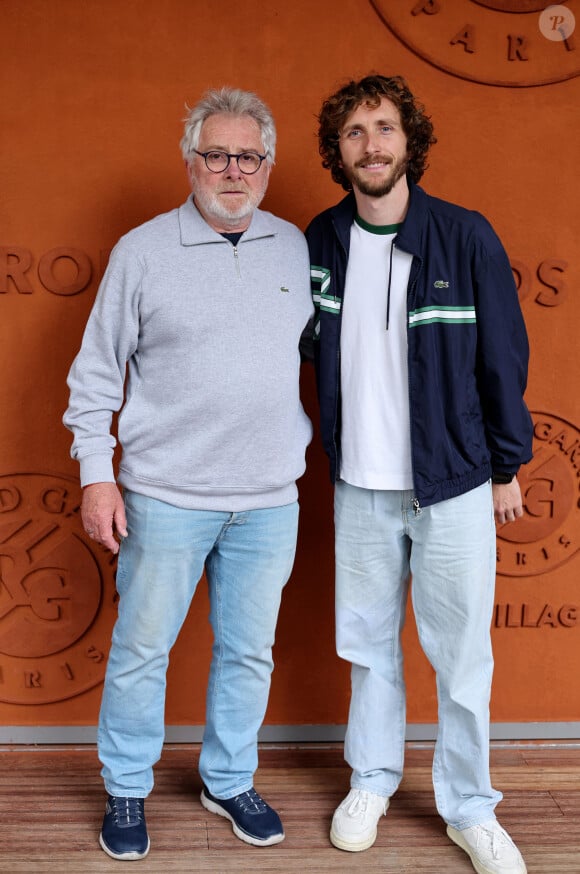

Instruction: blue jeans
[334,480,502,829]
[98,491,299,799]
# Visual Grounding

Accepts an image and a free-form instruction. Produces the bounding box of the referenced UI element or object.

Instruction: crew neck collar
[355,214,402,235]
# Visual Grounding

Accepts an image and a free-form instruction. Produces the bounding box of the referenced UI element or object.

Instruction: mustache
[355,155,393,169]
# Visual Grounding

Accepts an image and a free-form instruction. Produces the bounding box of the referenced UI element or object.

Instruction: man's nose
[224,158,243,179]
[365,132,382,153]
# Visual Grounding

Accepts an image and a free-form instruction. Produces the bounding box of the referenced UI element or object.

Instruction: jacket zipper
[332,223,348,482]
[405,245,423,513]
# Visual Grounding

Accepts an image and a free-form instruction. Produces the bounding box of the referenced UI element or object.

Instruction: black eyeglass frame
[192,149,268,175]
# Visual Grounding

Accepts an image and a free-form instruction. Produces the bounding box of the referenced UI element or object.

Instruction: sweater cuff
[79,454,116,488]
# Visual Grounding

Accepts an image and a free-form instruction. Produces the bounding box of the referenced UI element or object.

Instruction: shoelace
[346,792,368,817]
[344,791,386,820]
[477,823,515,860]
[234,789,268,815]
[110,797,144,828]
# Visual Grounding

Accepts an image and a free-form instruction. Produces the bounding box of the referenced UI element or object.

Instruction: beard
[193,178,268,227]
[345,153,408,198]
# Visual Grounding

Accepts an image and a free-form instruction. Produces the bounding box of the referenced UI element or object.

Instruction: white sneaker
[447,819,527,874]
[330,788,389,852]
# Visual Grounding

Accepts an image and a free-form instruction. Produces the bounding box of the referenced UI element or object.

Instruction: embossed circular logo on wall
[496,412,580,576]
[0,473,116,704]
[370,0,580,87]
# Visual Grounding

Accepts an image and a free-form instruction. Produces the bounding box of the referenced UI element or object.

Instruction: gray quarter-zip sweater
[64,196,313,511]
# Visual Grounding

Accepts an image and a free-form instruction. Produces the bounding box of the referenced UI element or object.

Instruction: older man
[64,87,312,860]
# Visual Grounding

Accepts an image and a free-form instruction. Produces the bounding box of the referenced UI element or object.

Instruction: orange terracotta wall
[1,0,579,730]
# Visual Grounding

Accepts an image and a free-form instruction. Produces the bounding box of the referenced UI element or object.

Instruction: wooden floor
[0,742,578,873]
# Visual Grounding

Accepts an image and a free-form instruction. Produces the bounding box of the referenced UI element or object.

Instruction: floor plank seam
[548,790,567,816]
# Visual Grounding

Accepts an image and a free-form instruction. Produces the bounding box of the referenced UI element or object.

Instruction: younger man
[306,74,532,874]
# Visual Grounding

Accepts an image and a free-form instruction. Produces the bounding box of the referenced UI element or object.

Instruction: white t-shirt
[339,216,414,490]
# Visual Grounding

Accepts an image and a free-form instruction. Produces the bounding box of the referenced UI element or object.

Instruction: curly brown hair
[318,74,436,191]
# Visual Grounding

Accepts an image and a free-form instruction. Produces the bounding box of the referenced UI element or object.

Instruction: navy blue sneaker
[99,795,150,860]
[200,784,285,846]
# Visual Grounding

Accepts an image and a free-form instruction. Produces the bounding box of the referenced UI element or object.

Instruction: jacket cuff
[491,470,517,484]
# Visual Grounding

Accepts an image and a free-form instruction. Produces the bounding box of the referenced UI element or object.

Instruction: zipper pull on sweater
[232,246,241,278]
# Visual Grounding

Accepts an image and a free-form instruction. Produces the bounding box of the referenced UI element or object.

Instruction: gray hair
[180,87,276,164]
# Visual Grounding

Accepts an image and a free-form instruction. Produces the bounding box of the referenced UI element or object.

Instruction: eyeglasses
[192,149,267,175]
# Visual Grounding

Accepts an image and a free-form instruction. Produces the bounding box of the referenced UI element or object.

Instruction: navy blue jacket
[305,182,533,507]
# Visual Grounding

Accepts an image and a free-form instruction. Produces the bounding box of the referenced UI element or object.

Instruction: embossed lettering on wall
[511,259,568,307]
[370,0,580,86]
[1,247,570,308]
[0,474,116,704]
[0,248,110,296]
[496,412,580,576]
[494,602,577,628]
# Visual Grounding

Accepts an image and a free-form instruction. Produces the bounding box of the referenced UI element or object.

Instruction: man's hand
[81,482,127,554]
[492,479,523,526]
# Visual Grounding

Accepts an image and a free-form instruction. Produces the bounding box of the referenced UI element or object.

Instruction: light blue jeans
[98,490,299,800]
[334,480,502,830]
